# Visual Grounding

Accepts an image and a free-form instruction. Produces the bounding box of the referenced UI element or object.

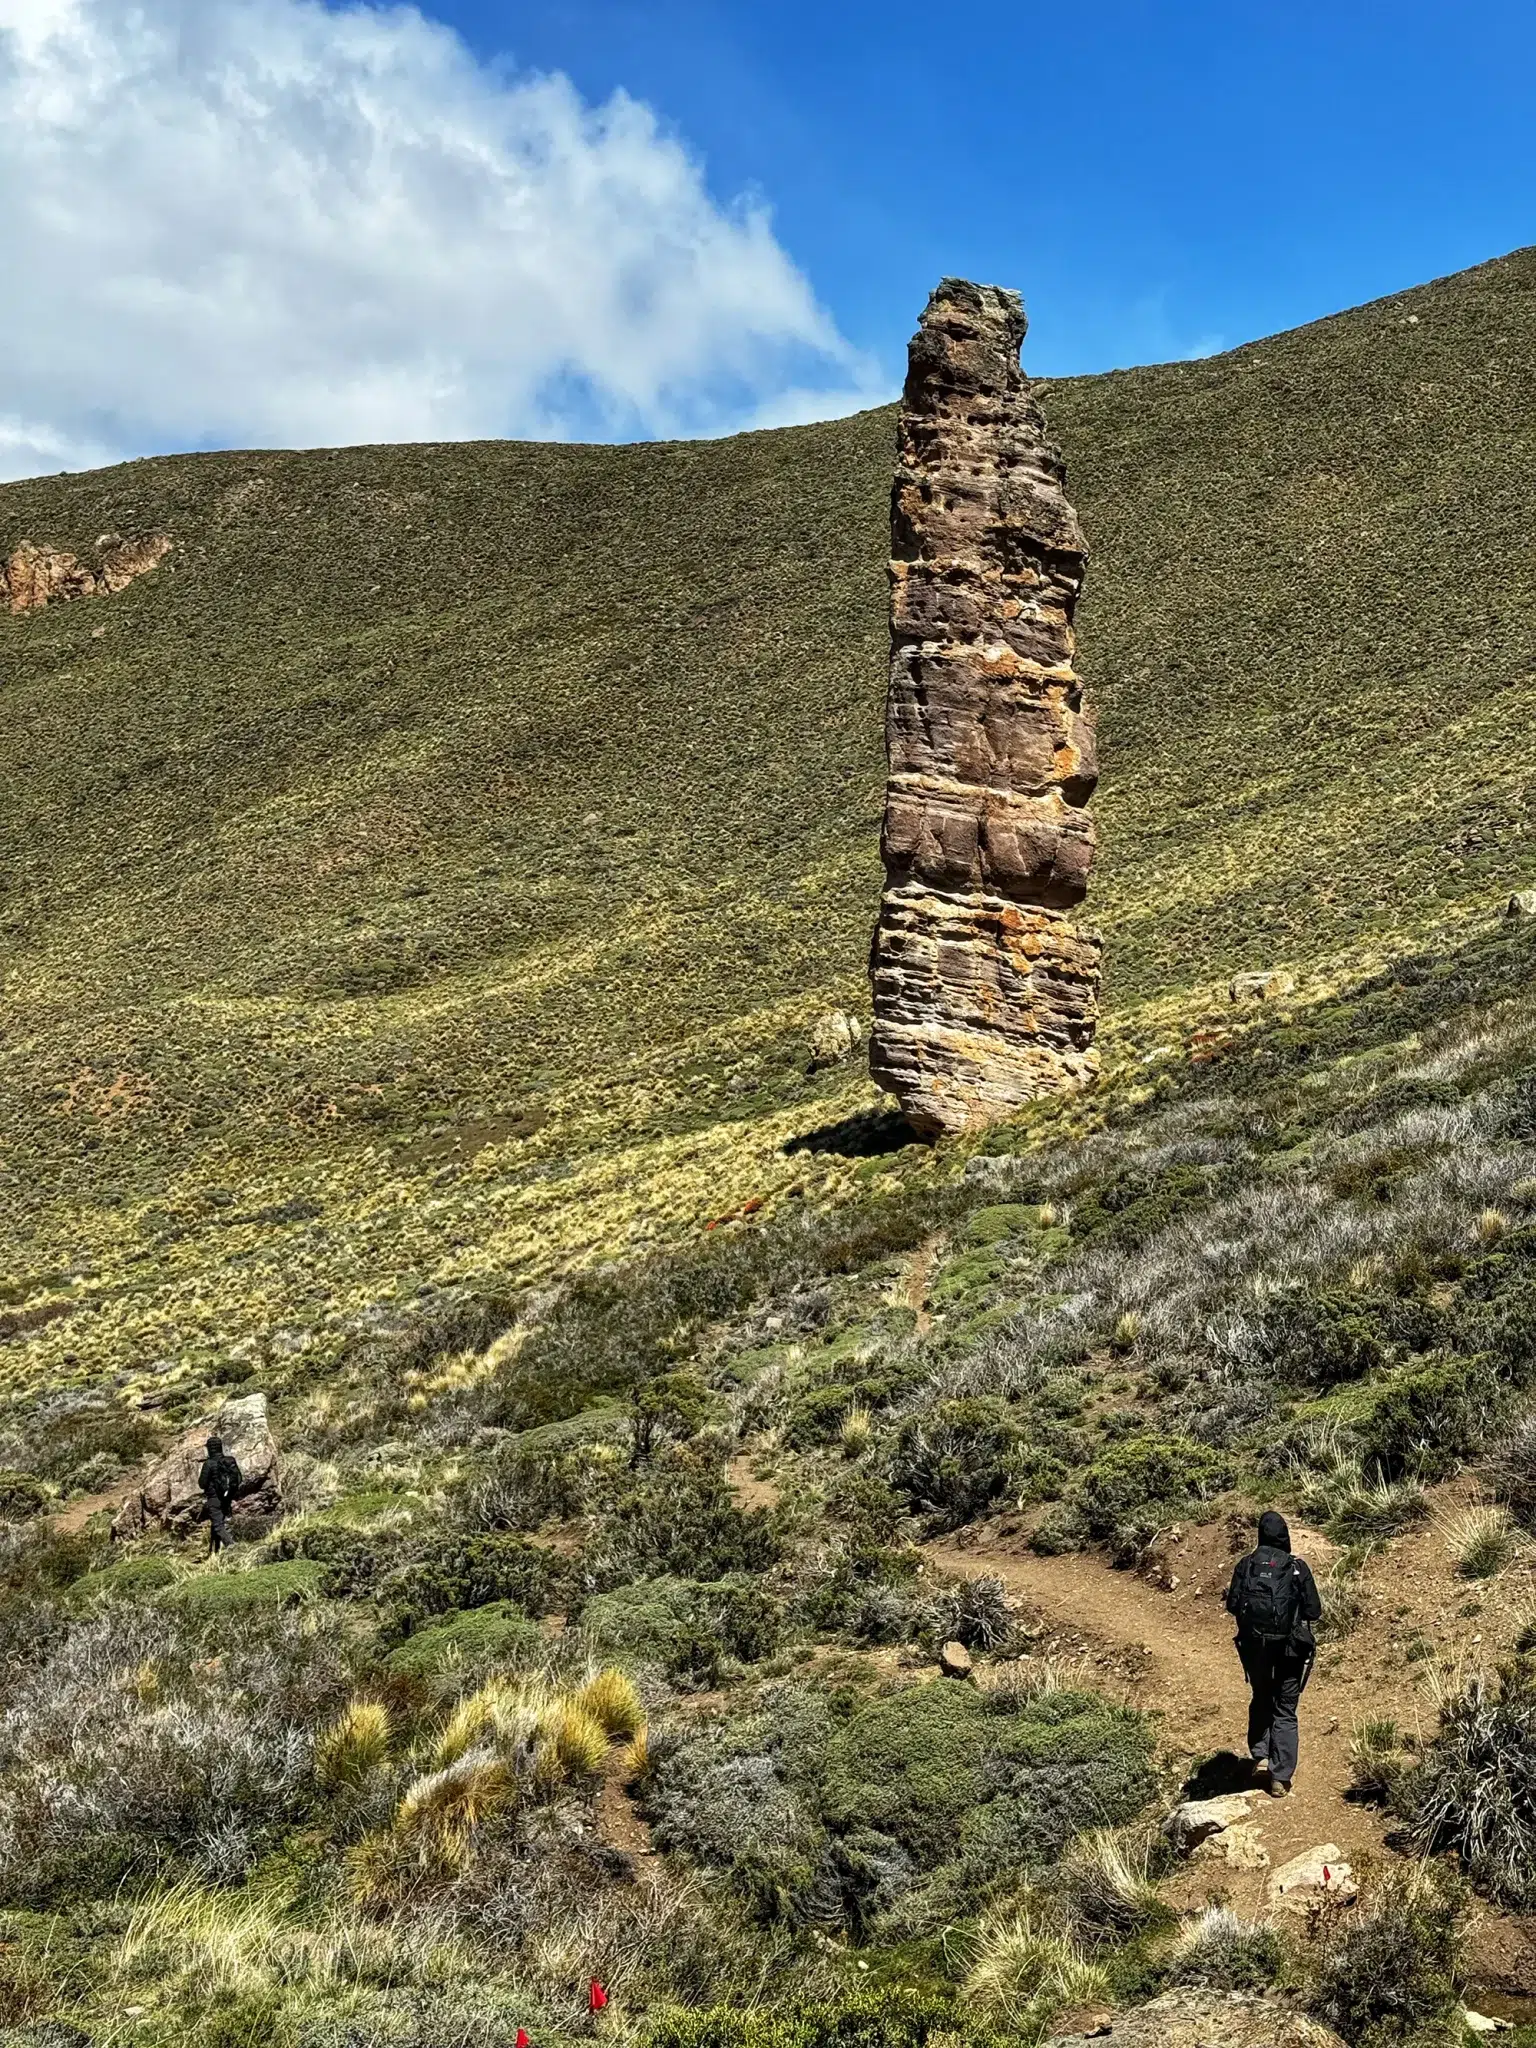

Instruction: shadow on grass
[784,1109,925,1160]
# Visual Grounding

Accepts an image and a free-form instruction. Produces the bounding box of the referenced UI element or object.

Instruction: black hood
[205,1436,223,1456]
[1258,1510,1291,1551]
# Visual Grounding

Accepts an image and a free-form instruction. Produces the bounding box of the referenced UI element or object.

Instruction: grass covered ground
[5,246,1536,2047]
[3,247,1536,1418]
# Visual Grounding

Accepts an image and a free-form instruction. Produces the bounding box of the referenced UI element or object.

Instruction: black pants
[206,1489,232,1552]
[1239,1638,1312,1785]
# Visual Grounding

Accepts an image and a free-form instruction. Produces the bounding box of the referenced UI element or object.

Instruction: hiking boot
[1266,1779,1291,1799]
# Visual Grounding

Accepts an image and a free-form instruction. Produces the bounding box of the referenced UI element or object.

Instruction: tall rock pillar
[869,279,1101,1137]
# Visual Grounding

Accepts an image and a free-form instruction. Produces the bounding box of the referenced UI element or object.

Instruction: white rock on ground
[1267,1843,1357,1904]
[112,1391,281,1539]
[1161,1792,1257,1854]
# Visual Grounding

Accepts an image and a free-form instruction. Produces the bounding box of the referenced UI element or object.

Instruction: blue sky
[3,0,1534,474]
[429,0,1536,379]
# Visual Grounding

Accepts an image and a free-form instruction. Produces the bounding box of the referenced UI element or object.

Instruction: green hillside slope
[3,246,1535,1407]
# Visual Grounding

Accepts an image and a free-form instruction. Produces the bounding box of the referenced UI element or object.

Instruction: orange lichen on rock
[869,279,1101,1137]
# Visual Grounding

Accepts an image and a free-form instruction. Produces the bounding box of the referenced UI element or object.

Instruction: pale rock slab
[1049,1988,1345,2048]
[1162,1792,1258,1855]
[2,533,171,614]
[1267,1844,1357,1904]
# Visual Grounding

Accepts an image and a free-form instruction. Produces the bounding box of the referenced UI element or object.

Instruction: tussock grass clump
[1349,1717,1414,1802]
[1320,1473,1430,1542]
[1056,1827,1168,1945]
[1166,1907,1286,1992]
[112,1873,455,1996]
[579,1667,645,1740]
[543,1699,610,1779]
[929,1573,1016,1654]
[1405,1661,1536,1906]
[1487,1410,1536,1532]
[1443,1504,1518,1579]
[316,1698,393,1790]
[1311,1862,1467,2043]
[839,1403,872,1458]
[962,1908,1108,2030]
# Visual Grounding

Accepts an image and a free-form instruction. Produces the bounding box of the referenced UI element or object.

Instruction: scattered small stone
[1229,970,1296,1004]
[939,1639,974,1679]
[1462,2012,1513,2035]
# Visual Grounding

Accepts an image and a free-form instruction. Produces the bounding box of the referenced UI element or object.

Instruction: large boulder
[112,1392,280,1540]
[1050,1989,1345,2048]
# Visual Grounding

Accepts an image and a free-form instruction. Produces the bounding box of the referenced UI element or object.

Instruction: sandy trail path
[926,1523,1373,1901]
[928,1508,1536,1994]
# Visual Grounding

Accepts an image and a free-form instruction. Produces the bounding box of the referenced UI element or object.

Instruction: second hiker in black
[1224,1509,1322,1796]
[198,1434,242,1554]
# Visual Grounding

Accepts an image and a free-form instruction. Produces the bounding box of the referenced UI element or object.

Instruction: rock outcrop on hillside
[1049,1989,1345,2048]
[869,278,1100,1136]
[112,1391,281,1539]
[3,533,171,614]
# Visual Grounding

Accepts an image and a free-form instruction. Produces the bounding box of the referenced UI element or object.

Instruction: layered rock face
[869,279,1101,1136]
[3,533,171,614]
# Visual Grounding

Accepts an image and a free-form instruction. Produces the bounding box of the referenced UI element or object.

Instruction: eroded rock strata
[2,532,171,614]
[869,278,1101,1136]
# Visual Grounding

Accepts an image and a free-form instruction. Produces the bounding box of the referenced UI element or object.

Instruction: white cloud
[0,0,882,480]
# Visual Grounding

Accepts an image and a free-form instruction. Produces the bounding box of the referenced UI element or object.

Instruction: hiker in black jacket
[1224,1509,1322,1797]
[198,1435,241,1554]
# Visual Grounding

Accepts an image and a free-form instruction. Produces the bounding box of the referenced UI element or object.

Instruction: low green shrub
[387,1531,569,1632]
[580,1574,781,1682]
[582,1460,779,1588]
[72,1555,175,1600]
[820,1680,992,1865]
[1256,1291,1387,1387]
[888,1400,1022,1531]
[0,1473,48,1523]
[170,1559,327,1611]
[381,1599,544,1676]
[644,1989,1009,2048]
[632,1370,715,1460]
[1071,1434,1231,1556]
[1360,1355,1505,1480]
[1070,1164,1221,1249]
[820,1677,1156,1880]
[963,1205,1042,1247]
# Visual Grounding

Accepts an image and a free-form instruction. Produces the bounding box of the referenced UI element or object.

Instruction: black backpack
[216,1453,242,1499]
[1234,1549,1300,1644]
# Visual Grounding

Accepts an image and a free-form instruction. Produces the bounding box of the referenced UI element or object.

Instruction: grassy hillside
[5,249,1536,2048]
[3,247,1536,1413]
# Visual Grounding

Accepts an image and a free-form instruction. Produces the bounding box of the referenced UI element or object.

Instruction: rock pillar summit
[869,278,1101,1136]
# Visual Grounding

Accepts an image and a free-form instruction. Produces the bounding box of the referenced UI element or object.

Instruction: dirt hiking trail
[929,1499,1536,1992]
